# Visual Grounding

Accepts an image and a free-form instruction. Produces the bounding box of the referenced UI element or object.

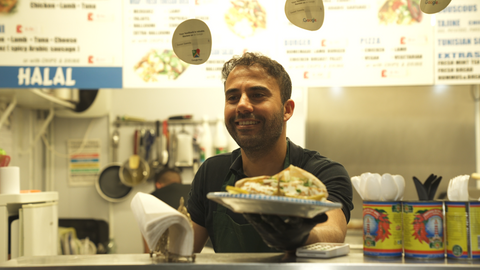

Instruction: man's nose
[237,94,253,114]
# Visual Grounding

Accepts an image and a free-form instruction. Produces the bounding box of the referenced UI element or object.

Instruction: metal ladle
[112,128,120,162]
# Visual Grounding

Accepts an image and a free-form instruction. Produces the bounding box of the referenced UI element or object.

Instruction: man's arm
[305,207,347,245]
[192,221,209,253]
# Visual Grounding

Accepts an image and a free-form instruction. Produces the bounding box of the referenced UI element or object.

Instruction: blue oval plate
[206,192,342,218]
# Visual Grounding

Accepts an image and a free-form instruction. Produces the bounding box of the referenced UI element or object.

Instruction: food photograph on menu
[0,0,18,13]
[224,0,266,38]
[378,0,423,25]
[133,49,189,82]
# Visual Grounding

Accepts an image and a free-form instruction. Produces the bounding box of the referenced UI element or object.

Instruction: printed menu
[0,0,479,88]
[0,0,123,88]
[434,0,480,85]
[278,0,434,87]
[122,0,278,88]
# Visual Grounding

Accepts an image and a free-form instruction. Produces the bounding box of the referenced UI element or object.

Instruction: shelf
[0,89,76,110]
[0,191,58,206]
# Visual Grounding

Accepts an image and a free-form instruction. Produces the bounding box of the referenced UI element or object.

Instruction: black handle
[156,120,160,137]
[412,176,429,200]
[428,176,442,200]
[423,174,436,197]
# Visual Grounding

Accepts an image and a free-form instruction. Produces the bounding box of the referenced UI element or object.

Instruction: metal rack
[113,117,217,128]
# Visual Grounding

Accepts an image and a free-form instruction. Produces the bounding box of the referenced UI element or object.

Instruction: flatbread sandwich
[226,165,328,201]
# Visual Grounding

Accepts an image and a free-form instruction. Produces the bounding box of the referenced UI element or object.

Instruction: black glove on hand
[243,213,328,251]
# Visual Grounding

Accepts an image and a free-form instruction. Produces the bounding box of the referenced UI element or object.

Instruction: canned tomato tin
[445,201,480,259]
[363,201,403,257]
[403,201,444,259]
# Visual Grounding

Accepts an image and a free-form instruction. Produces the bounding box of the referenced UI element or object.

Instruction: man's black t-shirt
[151,183,191,210]
[187,139,353,249]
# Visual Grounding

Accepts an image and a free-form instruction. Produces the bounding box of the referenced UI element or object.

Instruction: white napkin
[130,192,194,257]
[447,175,470,201]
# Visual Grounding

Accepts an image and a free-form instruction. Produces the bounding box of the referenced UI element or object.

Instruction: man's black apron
[212,144,290,252]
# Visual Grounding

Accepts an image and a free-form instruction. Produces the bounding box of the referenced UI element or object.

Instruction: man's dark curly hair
[221,52,292,104]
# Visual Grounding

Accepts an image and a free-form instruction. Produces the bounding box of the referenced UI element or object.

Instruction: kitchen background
[1,84,479,254]
[1,0,480,255]
[0,87,307,254]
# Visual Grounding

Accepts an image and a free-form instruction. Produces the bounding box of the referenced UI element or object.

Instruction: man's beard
[226,109,284,156]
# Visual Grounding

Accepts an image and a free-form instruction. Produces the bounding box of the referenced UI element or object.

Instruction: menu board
[0,0,123,89]
[122,0,279,88]
[0,0,479,89]
[278,0,434,87]
[122,0,194,88]
[195,0,281,85]
[434,0,480,85]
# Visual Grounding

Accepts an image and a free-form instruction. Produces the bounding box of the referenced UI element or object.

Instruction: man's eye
[252,93,264,98]
[227,95,239,101]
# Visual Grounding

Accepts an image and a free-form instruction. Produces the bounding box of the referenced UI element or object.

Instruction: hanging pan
[119,129,150,187]
[95,127,132,203]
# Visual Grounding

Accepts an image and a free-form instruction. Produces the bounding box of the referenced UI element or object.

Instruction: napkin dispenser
[130,192,195,262]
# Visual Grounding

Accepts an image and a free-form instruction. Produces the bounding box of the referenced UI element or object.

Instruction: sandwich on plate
[226,165,328,201]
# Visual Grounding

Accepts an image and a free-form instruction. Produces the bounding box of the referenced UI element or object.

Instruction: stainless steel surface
[2,250,479,269]
[306,86,477,221]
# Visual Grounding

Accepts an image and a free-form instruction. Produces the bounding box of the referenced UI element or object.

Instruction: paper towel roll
[0,166,20,194]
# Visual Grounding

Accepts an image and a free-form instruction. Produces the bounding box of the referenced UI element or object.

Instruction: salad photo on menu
[133,49,189,82]
[224,0,267,39]
[0,0,18,13]
[378,0,423,25]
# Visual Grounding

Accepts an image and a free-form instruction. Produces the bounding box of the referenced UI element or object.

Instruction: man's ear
[284,99,295,121]
[155,182,163,189]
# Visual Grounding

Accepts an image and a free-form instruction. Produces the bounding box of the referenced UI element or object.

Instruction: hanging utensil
[168,127,178,169]
[112,127,120,161]
[96,129,132,203]
[175,124,194,167]
[144,129,155,162]
[149,121,162,173]
[161,120,169,166]
[119,129,150,187]
[130,130,141,180]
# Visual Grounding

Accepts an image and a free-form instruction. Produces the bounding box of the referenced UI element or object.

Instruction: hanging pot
[95,127,132,203]
[119,129,150,187]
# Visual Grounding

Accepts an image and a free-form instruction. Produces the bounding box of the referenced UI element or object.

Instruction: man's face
[224,65,285,152]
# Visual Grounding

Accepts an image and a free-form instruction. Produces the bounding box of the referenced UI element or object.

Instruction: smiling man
[187,52,353,253]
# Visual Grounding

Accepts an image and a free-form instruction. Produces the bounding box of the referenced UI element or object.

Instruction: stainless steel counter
[1,249,479,269]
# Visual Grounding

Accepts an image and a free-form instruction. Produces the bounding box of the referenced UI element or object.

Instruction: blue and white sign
[0,0,123,88]
[0,66,122,89]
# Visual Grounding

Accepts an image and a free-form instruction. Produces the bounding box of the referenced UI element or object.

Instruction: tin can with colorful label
[363,201,403,257]
[403,201,445,259]
[445,201,480,259]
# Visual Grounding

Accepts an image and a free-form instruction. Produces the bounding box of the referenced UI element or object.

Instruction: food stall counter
[1,249,480,269]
